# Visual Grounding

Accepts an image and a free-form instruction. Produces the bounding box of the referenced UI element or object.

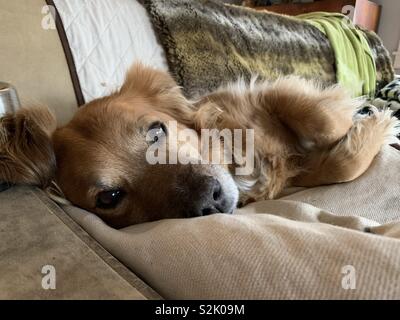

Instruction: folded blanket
[144,0,394,98]
[298,12,376,97]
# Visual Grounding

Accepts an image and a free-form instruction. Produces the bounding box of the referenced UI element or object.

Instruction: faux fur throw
[143,0,394,98]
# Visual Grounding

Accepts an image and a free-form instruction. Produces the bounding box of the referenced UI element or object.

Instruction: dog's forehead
[74,94,177,128]
[53,129,139,194]
[53,111,154,182]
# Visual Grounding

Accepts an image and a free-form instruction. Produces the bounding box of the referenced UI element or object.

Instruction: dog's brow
[136,114,147,125]
[135,114,161,132]
[93,181,120,192]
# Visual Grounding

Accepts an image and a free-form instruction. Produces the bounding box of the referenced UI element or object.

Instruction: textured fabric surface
[64,145,400,299]
[0,187,149,299]
[53,0,168,103]
[144,0,394,98]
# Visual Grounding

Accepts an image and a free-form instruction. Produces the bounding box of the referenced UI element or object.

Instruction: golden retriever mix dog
[1,64,399,228]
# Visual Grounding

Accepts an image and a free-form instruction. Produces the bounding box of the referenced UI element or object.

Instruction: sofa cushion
[0,0,77,125]
[52,0,168,103]
[64,145,400,299]
[0,186,160,299]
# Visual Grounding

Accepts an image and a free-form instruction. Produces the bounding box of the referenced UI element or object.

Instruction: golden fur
[0,106,56,187]
[1,64,398,227]
[195,75,399,203]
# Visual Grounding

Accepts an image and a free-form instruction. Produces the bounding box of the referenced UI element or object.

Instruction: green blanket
[299,12,376,97]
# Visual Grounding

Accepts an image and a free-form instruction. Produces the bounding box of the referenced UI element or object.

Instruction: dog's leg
[262,77,359,148]
[293,108,400,187]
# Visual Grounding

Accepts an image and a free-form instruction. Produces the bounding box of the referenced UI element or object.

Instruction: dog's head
[0,64,238,228]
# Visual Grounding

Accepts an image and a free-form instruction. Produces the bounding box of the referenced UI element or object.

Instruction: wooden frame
[353,0,381,32]
[246,0,381,32]
[245,0,356,15]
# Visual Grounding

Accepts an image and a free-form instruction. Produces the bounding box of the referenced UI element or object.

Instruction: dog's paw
[364,108,400,144]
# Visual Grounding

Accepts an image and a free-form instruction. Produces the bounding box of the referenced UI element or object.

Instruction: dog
[1,64,398,228]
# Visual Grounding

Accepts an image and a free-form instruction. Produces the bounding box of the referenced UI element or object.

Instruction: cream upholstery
[0,187,151,299]
[64,145,400,299]
[0,0,77,125]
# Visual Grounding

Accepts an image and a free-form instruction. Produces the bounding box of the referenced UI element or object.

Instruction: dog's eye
[147,121,167,144]
[96,189,125,209]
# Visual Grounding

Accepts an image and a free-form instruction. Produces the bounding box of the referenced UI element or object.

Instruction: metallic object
[394,41,400,71]
[0,82,19,192]
[0,82,20,115]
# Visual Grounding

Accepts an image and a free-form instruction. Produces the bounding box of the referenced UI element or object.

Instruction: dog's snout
[187,177,230,217]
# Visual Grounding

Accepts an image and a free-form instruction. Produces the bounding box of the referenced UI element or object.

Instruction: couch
[1,0,400,299]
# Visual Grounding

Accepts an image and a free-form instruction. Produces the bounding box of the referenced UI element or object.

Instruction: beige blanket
[64,145,400,299]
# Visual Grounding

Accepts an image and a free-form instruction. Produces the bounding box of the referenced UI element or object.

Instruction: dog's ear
[0,106,57,188]
[120,62,179,96]
[120,63,196,126]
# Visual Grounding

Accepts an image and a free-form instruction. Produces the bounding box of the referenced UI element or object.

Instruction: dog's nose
[188,177,229,217]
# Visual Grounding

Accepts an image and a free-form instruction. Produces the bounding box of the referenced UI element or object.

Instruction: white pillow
[53,0,168,102]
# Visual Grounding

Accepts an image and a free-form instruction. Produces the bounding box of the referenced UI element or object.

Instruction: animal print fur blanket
[373,78,400,114]
[143,0,394,98]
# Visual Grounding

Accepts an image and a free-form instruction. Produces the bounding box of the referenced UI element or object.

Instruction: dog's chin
[213,165,239,214]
